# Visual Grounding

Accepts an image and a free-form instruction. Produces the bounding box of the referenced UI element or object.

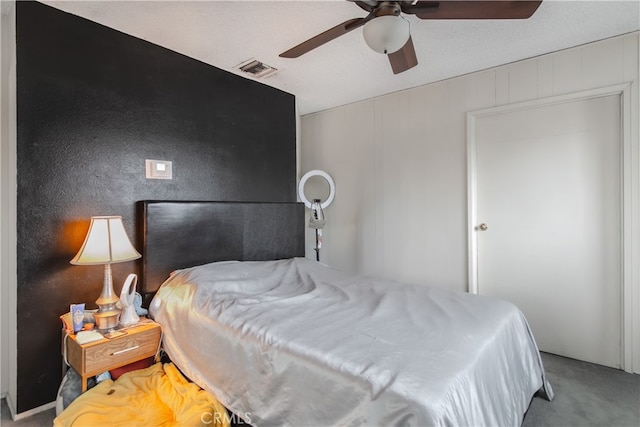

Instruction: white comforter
[150,257,553,427]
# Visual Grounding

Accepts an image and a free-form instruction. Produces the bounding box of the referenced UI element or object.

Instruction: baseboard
[5,395,55,422]
[4,393,16,420]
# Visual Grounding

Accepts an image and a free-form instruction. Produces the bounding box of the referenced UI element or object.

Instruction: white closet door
[474,94,621,368]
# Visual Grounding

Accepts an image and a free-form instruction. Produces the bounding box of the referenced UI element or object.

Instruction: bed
[139,200,553,427]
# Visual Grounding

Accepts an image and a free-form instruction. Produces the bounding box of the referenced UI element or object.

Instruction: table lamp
[71,216,141,329]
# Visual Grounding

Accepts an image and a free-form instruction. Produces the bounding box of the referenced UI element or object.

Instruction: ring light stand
[298,170,335,261]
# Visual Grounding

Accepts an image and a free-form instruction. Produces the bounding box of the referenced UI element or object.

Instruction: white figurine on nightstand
[119,273,140,326]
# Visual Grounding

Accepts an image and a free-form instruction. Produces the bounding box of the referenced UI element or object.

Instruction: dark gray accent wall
[16,1,296,412]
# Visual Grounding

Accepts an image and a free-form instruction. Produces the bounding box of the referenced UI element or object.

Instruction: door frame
[467,83,637,373]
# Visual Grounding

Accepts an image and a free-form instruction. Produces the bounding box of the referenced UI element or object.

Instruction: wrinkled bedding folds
[53,363,229,427]
[150,257,553,427]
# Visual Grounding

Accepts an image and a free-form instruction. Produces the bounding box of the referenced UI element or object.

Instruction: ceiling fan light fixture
[363,15,410,54]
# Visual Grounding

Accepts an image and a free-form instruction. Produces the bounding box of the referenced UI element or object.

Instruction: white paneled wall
[300,102,377,273]
[0,2,17,400]
[299,32,639,370]
[301,32,638,286]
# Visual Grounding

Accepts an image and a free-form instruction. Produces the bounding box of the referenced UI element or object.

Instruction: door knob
[478,223,488,231]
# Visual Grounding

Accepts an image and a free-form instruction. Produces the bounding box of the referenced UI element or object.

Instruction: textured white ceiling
[40,0,640,115]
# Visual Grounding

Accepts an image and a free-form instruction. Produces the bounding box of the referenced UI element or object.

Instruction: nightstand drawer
[66,322,162,378]
[84,326,161,375]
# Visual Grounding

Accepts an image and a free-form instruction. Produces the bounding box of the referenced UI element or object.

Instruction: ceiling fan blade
[388,36,418,74]
[352,0,378,13]
[400,1,440,15]
[279,17,367,58]
[413,1,542,19]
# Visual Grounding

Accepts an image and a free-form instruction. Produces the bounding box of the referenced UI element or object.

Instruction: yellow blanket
[54,363,230,427]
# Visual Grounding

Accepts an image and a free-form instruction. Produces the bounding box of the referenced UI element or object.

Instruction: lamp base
[96,263,120,313]
[94,311,120,330]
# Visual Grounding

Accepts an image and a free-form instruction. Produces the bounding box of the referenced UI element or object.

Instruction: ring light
[298,170,335,209]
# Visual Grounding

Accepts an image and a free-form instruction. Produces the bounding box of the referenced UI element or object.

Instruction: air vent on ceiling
[235,59,278,78]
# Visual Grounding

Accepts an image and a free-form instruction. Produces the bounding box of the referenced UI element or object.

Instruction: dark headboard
[136,201,305,297]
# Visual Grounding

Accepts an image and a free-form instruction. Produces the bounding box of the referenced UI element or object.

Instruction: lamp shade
[363,15,410,54]
[71,216,141,265]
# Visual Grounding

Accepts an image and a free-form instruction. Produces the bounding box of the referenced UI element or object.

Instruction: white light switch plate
[145,159,172,179]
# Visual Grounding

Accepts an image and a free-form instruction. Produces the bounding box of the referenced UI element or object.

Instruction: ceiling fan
[279,1,543,74]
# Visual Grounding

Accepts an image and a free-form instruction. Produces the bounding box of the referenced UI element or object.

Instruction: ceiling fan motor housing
[374,2,403,17]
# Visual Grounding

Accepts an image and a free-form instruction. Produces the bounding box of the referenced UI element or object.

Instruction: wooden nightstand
[62,319,162,391]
